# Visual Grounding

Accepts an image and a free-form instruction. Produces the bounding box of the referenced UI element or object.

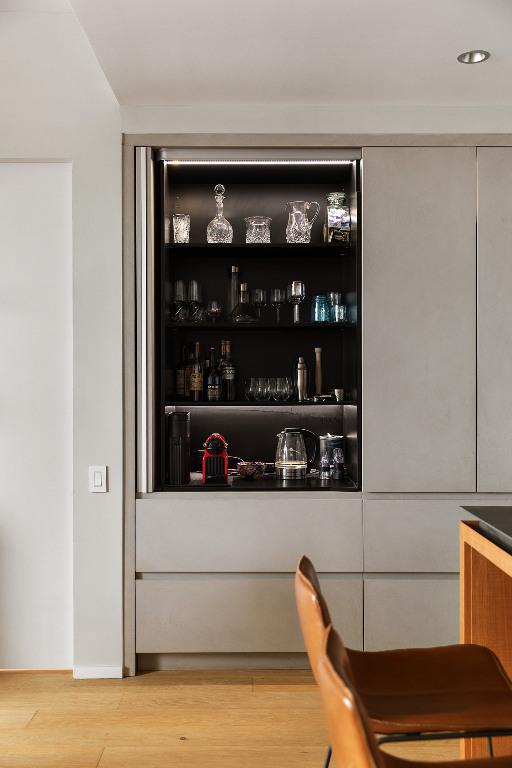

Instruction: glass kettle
[275,427,318,479]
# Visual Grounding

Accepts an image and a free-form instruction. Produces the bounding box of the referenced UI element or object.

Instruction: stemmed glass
[172,279,188,322]
[245,378,257,401]
[287,281,306,324]
[188,280,203,322]
[270,288,286,323]
[267,378,278,400]
[252,289,267,320]
[206,300,222,324]
[255,377,269,401]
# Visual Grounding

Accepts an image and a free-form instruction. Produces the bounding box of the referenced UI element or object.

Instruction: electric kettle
[275,427,318,479]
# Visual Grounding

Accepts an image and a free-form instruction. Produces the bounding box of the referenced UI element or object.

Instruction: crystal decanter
[206,184,233,243]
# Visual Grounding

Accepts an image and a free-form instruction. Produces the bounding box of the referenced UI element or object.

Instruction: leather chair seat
[348,643,512,734]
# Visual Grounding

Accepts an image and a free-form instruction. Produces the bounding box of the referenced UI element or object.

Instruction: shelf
[162,472,358,493]
[165,243,350,254]
[168,401,353,407]
[166,322,356,331]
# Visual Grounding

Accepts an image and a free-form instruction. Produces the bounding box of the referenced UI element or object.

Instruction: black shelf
[167,322,355,331]
[167,401,353,407]
[163,472,358,493]
[166,243,350,253]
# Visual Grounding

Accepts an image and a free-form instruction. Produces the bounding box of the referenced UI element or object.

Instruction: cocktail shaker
[296,356,308,401]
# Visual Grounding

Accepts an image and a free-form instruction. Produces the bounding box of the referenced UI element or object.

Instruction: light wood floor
[0,669,459,768]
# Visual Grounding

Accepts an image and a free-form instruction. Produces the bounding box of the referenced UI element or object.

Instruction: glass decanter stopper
[206,184,233,244]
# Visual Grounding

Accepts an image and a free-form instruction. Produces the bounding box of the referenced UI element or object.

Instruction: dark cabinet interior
[152,154,361,491]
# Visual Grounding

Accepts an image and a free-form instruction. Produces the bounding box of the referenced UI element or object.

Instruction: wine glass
[206,300,222,324]
[270,288,286,323]
[287,281,306,324]
[267,377,278,400]
[252,288,267,320]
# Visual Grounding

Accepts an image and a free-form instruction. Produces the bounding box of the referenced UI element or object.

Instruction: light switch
[88,465,108,493]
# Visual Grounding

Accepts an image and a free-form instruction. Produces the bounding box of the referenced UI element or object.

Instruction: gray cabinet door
[477,148,512,491]
[362,147,476,492]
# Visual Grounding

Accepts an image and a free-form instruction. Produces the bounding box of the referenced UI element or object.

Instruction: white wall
[0,5,122,675]
[0,162,72,668]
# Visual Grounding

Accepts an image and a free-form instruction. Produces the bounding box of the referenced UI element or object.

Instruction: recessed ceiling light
[457,49,491,64]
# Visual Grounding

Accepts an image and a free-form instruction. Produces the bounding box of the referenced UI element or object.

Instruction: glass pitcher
[286,201,320,244]
[275,427,318,479]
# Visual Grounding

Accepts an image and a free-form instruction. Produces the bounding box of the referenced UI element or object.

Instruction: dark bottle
[175,343,187,400]
[184,344,194,400]
[207,347,222,402]
[222,340,236,401]
[190,341,203,402]
[217,339,227,379]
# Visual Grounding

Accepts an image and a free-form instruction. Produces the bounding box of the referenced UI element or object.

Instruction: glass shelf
[166,321,356,331]
[168,401,353,407]
[165,242,350,254]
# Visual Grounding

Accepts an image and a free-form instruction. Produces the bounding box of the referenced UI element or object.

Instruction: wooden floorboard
[0,670,458,768]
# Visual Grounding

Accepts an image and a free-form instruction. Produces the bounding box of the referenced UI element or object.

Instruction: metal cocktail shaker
[295,356,308,401]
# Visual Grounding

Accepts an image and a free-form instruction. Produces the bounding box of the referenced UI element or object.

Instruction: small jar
[311,294,330,323]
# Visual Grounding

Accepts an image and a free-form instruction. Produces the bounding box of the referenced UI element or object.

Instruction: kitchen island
[460,508,512,758]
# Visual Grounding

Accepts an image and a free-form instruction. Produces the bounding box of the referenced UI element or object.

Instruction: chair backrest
[317,625,384,768]
[295,555,351,681]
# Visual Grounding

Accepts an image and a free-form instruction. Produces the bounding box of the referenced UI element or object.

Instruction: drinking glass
[287,281,306,323]
[270,288,286,323]
[172,279,188,321]
[255,377,269,401]
[328,291,348,323]
[267,377,278,400]
[173,214,190,244]
[252,288,267,319]
[206,300,222,323]
[311,294,330,323]
[275,377,288,401]
[245,378,257,401]
[284,377,294,401]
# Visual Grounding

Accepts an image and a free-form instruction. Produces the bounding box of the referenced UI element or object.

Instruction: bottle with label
[175,343,187,400]
[207,347,222,402]
[324,192,350,244]
[184,344,195,400]
[222,340,236,401]
[190,341,203,402]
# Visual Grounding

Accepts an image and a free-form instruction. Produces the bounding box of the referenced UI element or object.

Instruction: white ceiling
[69,0,512,106]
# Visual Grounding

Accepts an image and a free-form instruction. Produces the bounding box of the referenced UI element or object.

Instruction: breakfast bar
[460,508,512,758]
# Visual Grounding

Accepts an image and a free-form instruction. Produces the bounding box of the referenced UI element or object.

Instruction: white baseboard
[73,666,123,679]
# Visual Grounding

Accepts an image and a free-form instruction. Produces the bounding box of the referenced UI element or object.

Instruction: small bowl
[237,461,265,480]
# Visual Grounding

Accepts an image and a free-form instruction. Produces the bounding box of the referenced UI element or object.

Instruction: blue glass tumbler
[311,294,330,323]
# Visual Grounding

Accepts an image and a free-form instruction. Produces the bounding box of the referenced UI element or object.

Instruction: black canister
[166,411,191,486]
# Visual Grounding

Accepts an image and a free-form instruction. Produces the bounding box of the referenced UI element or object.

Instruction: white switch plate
[88,465,108,493]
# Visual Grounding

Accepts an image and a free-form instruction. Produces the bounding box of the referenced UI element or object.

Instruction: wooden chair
[296,555,512,767]
[317,625,512,768]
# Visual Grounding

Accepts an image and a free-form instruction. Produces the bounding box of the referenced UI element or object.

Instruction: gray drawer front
[364,575,459,651]
[364,500,476,573]
[136,497,362,573]
[136,573,363,653]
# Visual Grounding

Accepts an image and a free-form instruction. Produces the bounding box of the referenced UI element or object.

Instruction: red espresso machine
[202,433,229,485]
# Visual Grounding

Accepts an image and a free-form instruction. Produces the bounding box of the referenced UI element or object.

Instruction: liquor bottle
[190,341,203,402]
[184,344,194,400]
[207,347,222,402]
[222,340,236,401]
[217,339,227,379]
[231,282,258,323]
[228,265,239,316]
[175,343,187,400]
[324,192,350,244]
[206,184,233,243]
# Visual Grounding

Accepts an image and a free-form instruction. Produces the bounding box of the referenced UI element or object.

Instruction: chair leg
[488,737,494,757]
[323,745,332,768]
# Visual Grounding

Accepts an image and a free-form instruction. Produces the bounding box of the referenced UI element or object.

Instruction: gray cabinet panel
[364,575,459,651]
[362,147,476,492]
[136,496,362,573]
[364,500,476,573]
[136,573,363,653]
[477,148,512,491]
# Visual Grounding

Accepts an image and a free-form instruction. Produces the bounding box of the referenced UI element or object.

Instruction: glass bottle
[228,265,239,316]
[206,184,233,243]
[189,341,203,402]
[207,347,222,402]
[324,192,350,244]
[175,343,187,400]
[221,340,236,401]
[231,282,258,323]
[184,344,194,400]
